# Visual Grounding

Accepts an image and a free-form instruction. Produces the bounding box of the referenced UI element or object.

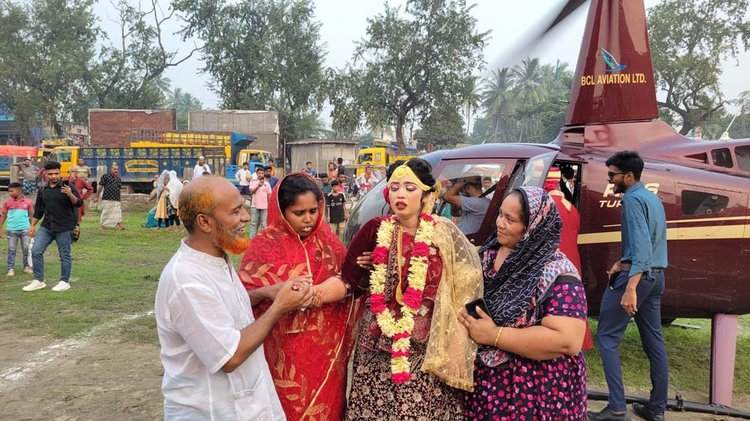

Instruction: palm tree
[512,57,544,141]
[481,67,515,142]
[167,88,203,129]
[736,90,750,114]
[296,112,328,139]
[512,57,544,105]
[540,60,570,96]
[462,76,481,136]
[154,76,172,97]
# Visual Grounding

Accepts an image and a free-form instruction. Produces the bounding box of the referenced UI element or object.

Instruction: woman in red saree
[238,173,360,420]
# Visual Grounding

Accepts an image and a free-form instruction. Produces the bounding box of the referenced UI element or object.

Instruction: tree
[0,0,98,138]
[326,68,364,139]
[469,116,490,144]
[167,88,204,129]
[648,0,750,135]
[462,76,481,136]
[481,67,516,142]
[344,0,487,152]
[90,0,198,110]
[477,59,572,143]
[414,106,467,150]
[175,0,326,144]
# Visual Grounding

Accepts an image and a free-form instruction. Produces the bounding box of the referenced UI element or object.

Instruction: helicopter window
[711,148,733,168]
[436,163,506,235]
[681,190,729,216]
[685,152,708,164]
[735,146,750,172]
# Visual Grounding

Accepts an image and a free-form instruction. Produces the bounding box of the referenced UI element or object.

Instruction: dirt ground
[0,328,748,420]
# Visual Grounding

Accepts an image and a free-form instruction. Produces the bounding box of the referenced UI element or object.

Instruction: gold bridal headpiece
[388,163,433,191]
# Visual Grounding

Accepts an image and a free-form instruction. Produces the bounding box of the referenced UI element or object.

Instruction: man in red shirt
[69,166,93,222]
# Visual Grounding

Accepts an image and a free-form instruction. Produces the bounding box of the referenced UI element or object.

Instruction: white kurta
[192,164,212,180]
[155,240,285,421]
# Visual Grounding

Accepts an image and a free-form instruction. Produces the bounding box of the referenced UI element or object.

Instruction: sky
[94,0,749,116]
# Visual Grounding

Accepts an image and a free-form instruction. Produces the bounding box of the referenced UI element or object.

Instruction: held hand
[267,275,311,301]
[458,307,498,346]
[621,289,638,316]
[357,251,373,270]
[607,261,622,277]
[304,286,324,309]
[288,275,313,287]
[272,281,313,314]
[29,226,36,237]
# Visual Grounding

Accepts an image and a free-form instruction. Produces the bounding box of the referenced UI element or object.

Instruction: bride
[340,158,483,419]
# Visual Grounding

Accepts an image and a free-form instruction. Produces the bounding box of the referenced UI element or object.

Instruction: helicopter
[344,0,750,415]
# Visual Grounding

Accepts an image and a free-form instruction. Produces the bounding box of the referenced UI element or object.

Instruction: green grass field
[0,212,747,396]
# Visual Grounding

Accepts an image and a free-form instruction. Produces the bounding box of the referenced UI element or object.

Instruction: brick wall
[89,109,176,147]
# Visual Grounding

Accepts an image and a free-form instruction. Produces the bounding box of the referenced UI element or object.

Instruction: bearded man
[94,162,125,231]
[155,176,313,420]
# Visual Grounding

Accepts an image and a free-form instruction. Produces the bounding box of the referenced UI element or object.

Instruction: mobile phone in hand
[465,298,490,319]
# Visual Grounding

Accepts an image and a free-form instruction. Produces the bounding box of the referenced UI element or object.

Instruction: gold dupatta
[421,217,483,392]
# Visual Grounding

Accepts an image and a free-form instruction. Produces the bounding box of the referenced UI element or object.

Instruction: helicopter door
[506,151,559,194]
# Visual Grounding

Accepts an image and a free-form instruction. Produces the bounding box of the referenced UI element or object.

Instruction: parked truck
[0,145,40,187]
[129,129,274,184]
[188,110,281,167]
[354,141,417,177]
[47,145,227,193]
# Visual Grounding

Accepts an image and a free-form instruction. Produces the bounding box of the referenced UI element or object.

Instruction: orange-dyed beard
[214,223,249,255]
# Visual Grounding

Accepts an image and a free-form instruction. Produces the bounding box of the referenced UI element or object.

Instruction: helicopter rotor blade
[541,0,588,39]
[488,0,589,70]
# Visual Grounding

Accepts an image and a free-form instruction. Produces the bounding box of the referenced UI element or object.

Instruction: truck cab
[355,146,417,177]
[47,146,78,176]
[236,149,273,168]
[227,148,275,184]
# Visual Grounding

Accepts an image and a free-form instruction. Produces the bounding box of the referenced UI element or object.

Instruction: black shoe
[588,405,631,421]
[632,403,664,421]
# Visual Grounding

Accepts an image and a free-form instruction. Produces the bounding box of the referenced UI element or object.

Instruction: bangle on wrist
[494,326,504,348]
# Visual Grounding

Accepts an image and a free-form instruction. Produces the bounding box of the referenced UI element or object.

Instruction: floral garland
[370,213,435,384]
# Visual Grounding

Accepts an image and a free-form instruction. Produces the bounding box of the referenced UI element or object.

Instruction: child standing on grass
[0,182,34,277]
[325,180,347,240]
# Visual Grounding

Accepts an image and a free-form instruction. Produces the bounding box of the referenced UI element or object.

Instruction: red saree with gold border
[239,172,360,421]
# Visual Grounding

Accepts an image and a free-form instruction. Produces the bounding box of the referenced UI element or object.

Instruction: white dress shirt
[155,240,285,420]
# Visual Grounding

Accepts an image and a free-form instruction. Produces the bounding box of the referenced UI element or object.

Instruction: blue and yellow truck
[47,144,228,193]
[129,129,274,184]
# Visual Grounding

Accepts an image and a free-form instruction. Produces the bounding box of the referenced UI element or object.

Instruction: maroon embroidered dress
[341,217,464,420]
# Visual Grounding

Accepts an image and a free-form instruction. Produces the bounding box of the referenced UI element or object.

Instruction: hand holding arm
[223,281,313,372]
[356,251,373,270]
[307,276,348,308]
[247,275,312,306]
